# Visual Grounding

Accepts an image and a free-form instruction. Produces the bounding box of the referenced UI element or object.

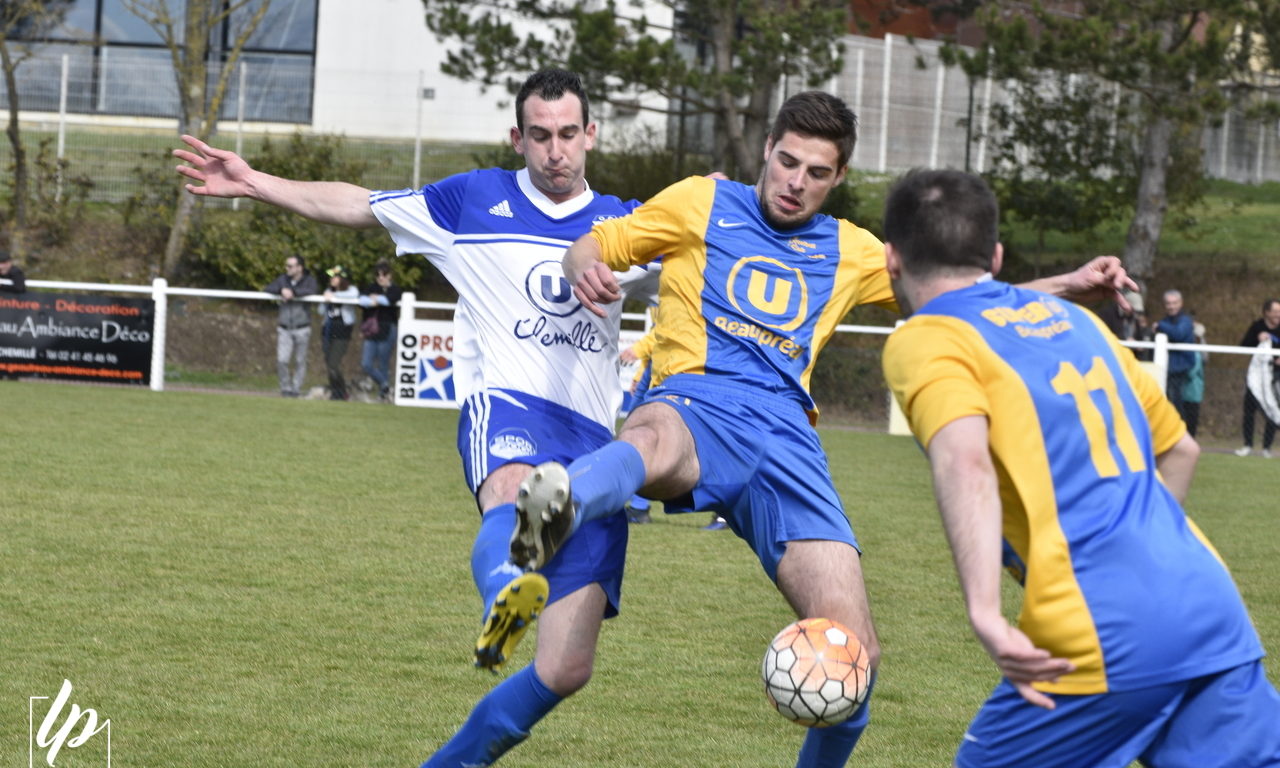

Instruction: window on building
[2,0,317,124]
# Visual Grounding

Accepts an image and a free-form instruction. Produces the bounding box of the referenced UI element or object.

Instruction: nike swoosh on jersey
[716,217,746,228]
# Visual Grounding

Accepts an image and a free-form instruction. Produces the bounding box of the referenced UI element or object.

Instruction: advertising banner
[393,318,456,408]
[392,318,647,411]
[0,292,153,384]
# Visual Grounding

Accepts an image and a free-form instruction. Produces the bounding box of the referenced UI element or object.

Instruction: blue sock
[421,664,562,767]
[628,495,651,511]
[567,441,647,527]
[795,672,876,768]
[471,504,523,620]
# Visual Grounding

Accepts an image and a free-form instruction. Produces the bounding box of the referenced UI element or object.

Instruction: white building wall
[312,0,512,142]
[311,0,671,145]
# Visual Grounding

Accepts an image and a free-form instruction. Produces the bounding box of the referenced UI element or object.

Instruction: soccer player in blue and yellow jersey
[511,92,1137,767]
[882,169,1280,767]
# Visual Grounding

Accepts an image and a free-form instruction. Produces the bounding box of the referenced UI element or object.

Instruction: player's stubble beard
[890,277,914,319]
[755,178,817,232]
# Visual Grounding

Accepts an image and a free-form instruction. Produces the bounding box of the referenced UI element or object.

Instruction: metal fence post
[57,54,68,202]
[851,48,864,167]
[233,62,247,211]
[879,34,892,173]
[413,71,424,190]
[929,58,946,168]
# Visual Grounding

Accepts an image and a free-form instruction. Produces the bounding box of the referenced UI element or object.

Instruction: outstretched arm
[927,416,1075,709]
[1021,256,1138,310]
[173,134,379,229]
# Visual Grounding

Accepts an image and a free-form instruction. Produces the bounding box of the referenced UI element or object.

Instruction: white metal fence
[5,277,1278,445]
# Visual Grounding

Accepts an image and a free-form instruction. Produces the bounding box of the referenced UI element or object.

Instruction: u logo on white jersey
[726,256,808,332]
[525,260,580,317]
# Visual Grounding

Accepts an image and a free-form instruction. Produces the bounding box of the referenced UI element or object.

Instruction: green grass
[2,382,1278,767]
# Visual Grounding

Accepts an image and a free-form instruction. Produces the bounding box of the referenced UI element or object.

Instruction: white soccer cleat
[1234,446,1252,457]
[511,462,577,571]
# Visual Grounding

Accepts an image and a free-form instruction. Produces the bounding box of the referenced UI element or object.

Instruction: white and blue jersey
[370,168,658,493]
[370,167,657,433]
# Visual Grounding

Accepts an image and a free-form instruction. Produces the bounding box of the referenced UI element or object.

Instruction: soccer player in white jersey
[174,69,656,767]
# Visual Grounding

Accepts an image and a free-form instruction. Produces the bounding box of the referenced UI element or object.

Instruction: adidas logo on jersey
[488,200,514,218]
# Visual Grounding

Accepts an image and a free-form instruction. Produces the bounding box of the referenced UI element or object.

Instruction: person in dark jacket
[264,255,318,397]
[321,265,358,401]
[1234,298,1280,458]
[1156,289,1196,423]
[358,260,402,402]
[0,251,26,294]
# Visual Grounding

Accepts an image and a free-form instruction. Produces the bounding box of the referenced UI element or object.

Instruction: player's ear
[991,243,1004,277]
[885,242,902,280]
[510,126,525,156]
[763,135,774,165]
[584,121,597,151]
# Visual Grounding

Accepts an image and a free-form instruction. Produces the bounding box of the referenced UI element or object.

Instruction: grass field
[3,382,1278,767]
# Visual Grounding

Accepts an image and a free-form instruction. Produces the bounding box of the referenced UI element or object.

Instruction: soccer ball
[762,617,870,727]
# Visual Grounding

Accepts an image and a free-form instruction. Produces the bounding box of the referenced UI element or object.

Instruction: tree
[959,61,1140,271]
[421,0,848,180]
[0,0,71,258]
[954,1,1276,279]
[121,0,270,278]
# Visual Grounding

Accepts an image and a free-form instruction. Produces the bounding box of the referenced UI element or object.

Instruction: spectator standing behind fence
[322,265,358,401]
[0,251,26,294]
[1156,289,1195,423]
[264,255,318,398]
[358,260,402,402]
[1235,298,1280,458]
[0,250,25,380]
[1182,321,1207,437]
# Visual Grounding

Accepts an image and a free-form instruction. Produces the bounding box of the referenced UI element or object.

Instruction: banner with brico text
[393,318,457,408]
[0,292,153,384]
[392,319,644,411]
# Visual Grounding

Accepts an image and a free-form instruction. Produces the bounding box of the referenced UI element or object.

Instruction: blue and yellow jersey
[883,280,1264,694]
[589,176,893,420]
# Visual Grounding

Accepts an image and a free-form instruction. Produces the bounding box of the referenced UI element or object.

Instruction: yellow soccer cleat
[474,572,550,671]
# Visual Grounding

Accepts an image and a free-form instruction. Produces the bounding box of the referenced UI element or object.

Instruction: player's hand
[173,134,254,198]
[971,615,1073,710]
[620,347,639,364]
[573,262,622,318]
[1066,255,1140,309]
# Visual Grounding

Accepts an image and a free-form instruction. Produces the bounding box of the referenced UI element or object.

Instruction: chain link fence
[4,33,1280,207]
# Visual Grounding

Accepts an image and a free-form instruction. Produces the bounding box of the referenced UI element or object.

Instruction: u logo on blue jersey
[726,256,808,332]
[525,260,580,317]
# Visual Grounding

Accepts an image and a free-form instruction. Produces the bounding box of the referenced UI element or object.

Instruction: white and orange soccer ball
[762,617,871,727]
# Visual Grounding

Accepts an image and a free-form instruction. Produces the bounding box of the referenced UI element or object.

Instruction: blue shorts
[956,660,1280,768]
[644,374,859,582]
[458,388,628,618]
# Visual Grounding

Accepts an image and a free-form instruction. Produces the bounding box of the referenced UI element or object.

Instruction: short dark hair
[286,254,305,269]
[374,259,392,276]
[1263,299,1280,314]
[515,69,590,133]
[883,169,999,276]
[0,250,11,263]
[769,91,857,169]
